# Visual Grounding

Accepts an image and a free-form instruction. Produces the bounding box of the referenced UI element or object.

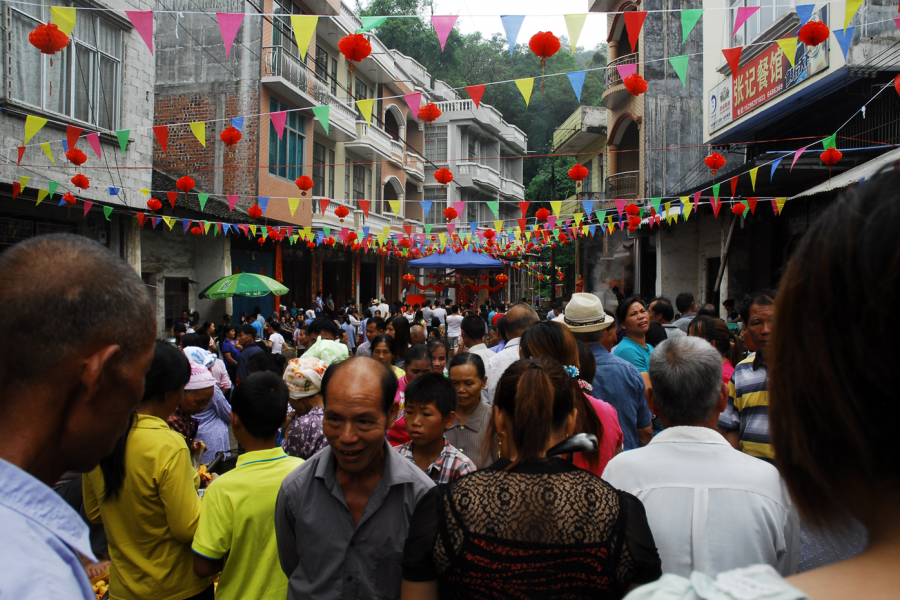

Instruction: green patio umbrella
[199,273,289,299]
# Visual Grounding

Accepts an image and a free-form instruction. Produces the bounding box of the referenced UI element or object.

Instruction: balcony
[339,2,363,33]
[389,139,404,166]
[553,106,607,154]
[606,171,640,201]
[404,152,425,180]
[432,99,528,151]
[603,53,639,110]
[500,177,525,199]
[262,45,317,108]
[312,197,359,230]
[456,163,500,192]
[309,76,358,141]
[345,121,393,160]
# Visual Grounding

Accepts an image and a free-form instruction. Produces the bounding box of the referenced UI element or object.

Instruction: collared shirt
[275,442,434,600]
[718,354,773,461]
[674,312,697,332]
[193,448,303,600]
[444,400,494,469]
[603,427,800,577]
[588,343,650,451]
[395,439,476,484]
[662,324,686,339]
[467,343,495,365]
[491,339,506,353]
[355,340,372,357]
[0,458,97,600]
[483,337,521,405]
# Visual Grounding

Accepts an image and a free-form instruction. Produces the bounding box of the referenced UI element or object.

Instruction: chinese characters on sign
[733,45,786,118]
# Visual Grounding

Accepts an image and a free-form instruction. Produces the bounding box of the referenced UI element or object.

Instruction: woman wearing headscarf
[281,356,329,460]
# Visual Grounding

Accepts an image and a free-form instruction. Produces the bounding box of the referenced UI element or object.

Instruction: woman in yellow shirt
[83,341,216,600]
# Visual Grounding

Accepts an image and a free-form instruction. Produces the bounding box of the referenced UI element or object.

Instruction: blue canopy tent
[407,249,504,269]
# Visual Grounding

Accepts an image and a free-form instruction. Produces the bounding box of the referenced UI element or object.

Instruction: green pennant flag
[424,223,433,235]
[650,197,662,214]
[681,9,704,43]
[48,181,60,197]
[198,193,209,211]
[743,203,750,218]
[822,133,837,150]
[486,200,499,218]
[323,227,331,237]
[116,130,129,156]
[213,222,218,236]
[357,16,387,33]
[312,105,330,135]
[712,183,720,201]
[595,209,606,223]
[669,55,689,86]
[103,206,113,221]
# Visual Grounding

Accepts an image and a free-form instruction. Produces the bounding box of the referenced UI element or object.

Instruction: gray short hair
[649,336,723,425]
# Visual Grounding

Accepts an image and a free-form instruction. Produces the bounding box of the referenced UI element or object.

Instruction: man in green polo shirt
[192,372,303,600]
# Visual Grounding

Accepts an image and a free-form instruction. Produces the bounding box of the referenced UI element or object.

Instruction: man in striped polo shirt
[718,290,776,463]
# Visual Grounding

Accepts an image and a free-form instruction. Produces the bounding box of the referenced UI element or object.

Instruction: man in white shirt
[445,305,464,353]
[431,303,447,328]
[484,303,539,404]
[546,301,562,321]
[603,336,800,577]
[460,315,493,364]
[377,298,389,320]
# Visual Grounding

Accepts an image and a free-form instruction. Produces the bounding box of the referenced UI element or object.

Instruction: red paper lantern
[176,176,195,193]
[443,207,458,220]
[71,174,90,190]
[248,204,263,219]
[335,205,350,221]
[62,192,76,205]
[295,175,314,192]
[568,164,589,187]
[434,168,454,185]
[65,148,87,166]
[419,103,442,123]
[628,216,642,227]
[258,236,266,245]
[496,274,509,285]
[220,126,242,146]
[338,34,372,71]
[400,237,412,248]
[623,73,648,96]
[624,203,640,216]
[147,198,162,212]
[29,23,69,55]
[820,148,842,166]
[705,152,726,176]
[347,231,358,242]
[402,273,416,285]
[191,226,202,235]
[732,203,746,215]
[484,229,495,239]
[798,21,829,47]
[536,207,551,221]
[307,241,316,249]
[529,31,561,67]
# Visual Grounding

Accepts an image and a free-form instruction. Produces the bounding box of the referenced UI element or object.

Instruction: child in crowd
[395,373,475,484]
[192,372,303,600]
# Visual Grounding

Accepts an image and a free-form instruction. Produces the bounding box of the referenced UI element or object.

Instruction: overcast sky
[429,0,608,52]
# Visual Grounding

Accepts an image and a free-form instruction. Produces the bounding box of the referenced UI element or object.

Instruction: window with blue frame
[268,98,306,180]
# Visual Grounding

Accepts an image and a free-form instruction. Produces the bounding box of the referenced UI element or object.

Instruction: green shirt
[614,337,654,372]
[192,447,303,600]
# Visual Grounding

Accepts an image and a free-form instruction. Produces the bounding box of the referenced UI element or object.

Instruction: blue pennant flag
[58,197,67,206]
[362,226,370,239]
[500,15,525,57]
[832,27,854,60]
[258,197,270,214]
[108,187,120,195]
[420,200,432,217]
[567,71,586,102]
[470,221,478,233]
[183,219,191,233]
[589,225,596,236]
[61,140,69,152]
[582,199,594,215]
[770,156,784,182]
[231,117,244,132]
[795,4,815,27]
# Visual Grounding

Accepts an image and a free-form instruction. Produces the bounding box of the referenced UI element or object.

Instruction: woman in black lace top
[401,357,662,599]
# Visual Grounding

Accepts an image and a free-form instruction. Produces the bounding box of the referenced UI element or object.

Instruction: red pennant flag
[167,191,178,208]
[83,201,93,218]
[518,201,530,218]
[358,199,370,217]
[66,125,83,150]
[712,198,722,218]
[12,182,20,200]
[320,198,330,214]
[730,176,738,197]
[137,213,147,227]
[895,73,900,97]
[518,218,527,231]
[17,146,25,166]
[623,11,648,52]
[723,47,742,76]
[747,197,758,214]
[153,125,169,153]
[403,224,412,237]
[465,85,486,108]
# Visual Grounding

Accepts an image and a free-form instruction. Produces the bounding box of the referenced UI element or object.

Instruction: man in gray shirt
[649,297,687,340]
[673,292,698,332]
[275,357,434,600]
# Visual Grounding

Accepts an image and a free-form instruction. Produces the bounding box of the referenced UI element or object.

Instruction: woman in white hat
[281,356,329,459]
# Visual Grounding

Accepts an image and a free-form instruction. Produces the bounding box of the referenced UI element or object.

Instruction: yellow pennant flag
[162,216,174,230]
[190,122,206,147]
[845,0,864,29]
[438,233,447,246]
[291,16,318,60]
[607,222,615,234]
[24,115,48,144]
[574,212,584,226]
[288,198,300,217]
[564,14,588,55]
[525,231,532,241]
[50,6,77,36]
[303,227,312,240]
[550,200,562,215]
[356,98,375,125]
[249,224,257,237]
[36,189,49,206]
[775,37,798,68]
[494,220,503,233]
[749,167,758,191]
[664,201,672,223]
[515,78,534,107]
[19,176,30,189]
[139,188,151,195]
[382,225,391,237]
[203,221,212,234]
[378,234,386,246]
[40,142,55,164]
[582,225,589,236]
[680,196,693,221]
[388,200,402,215]
[775,197,787,215]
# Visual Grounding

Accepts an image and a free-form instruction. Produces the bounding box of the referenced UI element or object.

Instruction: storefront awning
[407,249,504,269]
[789,146,900,200]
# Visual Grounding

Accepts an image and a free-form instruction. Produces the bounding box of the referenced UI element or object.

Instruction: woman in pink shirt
[575,342,624,475]
[687,317,742,386]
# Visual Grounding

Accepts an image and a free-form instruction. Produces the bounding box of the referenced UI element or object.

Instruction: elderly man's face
[323,361,398,474]
[410,326,426,345]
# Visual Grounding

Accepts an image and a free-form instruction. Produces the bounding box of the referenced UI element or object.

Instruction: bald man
[410,324,426,346]
[0,234,156,600]
[483,302,539,404]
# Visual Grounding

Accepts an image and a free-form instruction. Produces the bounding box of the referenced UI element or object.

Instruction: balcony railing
[605,53,639,90]
[404,152,425,178]
[500,177,525,198]
[606,171,640,200]
[458,163,500,189]
[340,2,363,32]
[263,45,309,93]
[313,197,357,228]
[390,139,404,160]
[310,76,358,126]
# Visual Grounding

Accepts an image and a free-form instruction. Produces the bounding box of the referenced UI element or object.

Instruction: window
[346,70,353,102]
[366,169,373,207]
[330,58,338,95]
[425,125,448,163]
[353,164,366,199]
[582,160,593,193]
[424,188,445,225]
[272,0,303,54]
[312,142,326,196]
[468,135,478,162]
[164,277,190,331]
[10,2,123,129]
[268,98,306,180]
[730,0,790,47]
[328,150,336,197]
[345,164,351,200]
[315,45,328,83]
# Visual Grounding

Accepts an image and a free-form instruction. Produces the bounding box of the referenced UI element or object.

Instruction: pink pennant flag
[86,132,102,159]
[771,198,780,215]
[227,194,239,211]
[614,198,627,219]
[447,223,456,236]
[83,201,93,217]
[616,63,637,81]
[895,17,900,31]
[216,13,244,58]
[320,198,331,214]
[431,15,458,51]
[340,227,349,243]
[238,224,249,237]
[790,146,807,171]
[404,93,422,122]
[694,191,701,210]
[548,215,557,229]
[733,6,760,37]
[453,201,465,217]
[286,226,294,237]
[270,111,287,140]
[125,11,154,55]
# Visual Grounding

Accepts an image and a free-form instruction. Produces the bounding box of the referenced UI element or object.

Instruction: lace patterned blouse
[402,457,662,599]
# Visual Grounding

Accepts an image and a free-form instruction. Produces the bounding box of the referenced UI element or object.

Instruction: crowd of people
[1,172,898,600]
